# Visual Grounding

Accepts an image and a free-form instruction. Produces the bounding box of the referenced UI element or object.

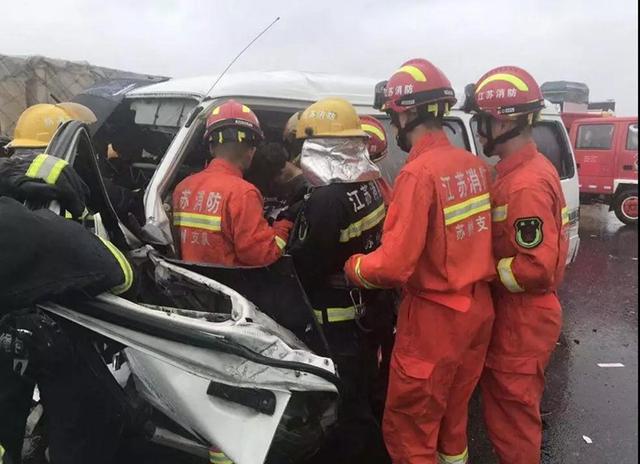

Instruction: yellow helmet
[56,102,97,124]
[297,98,368,139]
[282,111,301,143]
[9,104,72,148]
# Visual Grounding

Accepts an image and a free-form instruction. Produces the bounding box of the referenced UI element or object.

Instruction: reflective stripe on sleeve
[497,257,525,293]
[98,236,134,294]
[561,206,569,226]
[173,212,222,232]
[492,204,508,222]
[25,153,69,184]
[443,193,491,226]
[437,447,469,464]
[274,235,287,250]
[339,203,386,243]
[354,256,381,289]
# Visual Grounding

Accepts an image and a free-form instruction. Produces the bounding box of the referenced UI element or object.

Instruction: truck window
[470,118,575,180]
[626,123,638,150]
[576,123,614,150]
[377,117,470,184]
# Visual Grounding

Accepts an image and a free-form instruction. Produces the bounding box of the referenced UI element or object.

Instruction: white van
[117,71,580,263]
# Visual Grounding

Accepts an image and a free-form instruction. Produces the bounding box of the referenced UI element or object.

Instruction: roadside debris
[582,435,593,444]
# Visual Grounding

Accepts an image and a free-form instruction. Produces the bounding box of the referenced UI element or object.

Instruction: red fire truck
[562,113,638,225]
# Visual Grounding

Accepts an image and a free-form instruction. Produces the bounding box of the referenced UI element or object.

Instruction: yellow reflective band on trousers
[443,193,491,226]
[275,235,287,250]
[98,236,134,295]
[562,206,569,226]
[209,449,233,464]
[1,443,5,464]
[173,212,222,232]
[339,203,386,243]
[314,306,358,324]
[437,447,469,464]
[492,204,508,222]
[25,154,68,185]
[497,257,525,293]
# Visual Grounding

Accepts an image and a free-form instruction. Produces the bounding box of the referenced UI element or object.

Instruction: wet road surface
[469,204,638,463]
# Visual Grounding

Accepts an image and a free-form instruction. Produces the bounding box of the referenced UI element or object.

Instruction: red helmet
[359,115,388,162]
[473,66,545,121]
[204,99,264,145]
[376,58,457,115]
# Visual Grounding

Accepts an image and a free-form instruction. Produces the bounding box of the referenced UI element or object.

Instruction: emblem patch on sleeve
[514,217,543,249]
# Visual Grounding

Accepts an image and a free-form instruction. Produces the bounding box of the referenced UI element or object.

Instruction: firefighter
[0,154,134,464]
[288,97,389,464]
[3,102,141,224]
[360,115,393,205]
[465,66,568,464]
[343,58,496,464]
[6,104,76,156]
[282,111,302,163]
[172,99,292,266]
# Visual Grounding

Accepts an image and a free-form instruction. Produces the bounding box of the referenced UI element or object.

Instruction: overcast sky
[3,0,638,115]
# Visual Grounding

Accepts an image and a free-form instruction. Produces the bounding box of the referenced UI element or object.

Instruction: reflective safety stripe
[209,449,233,464]
[437,447,469,464]
[1,443,5,464]
[314,306,358,324]
[339,203,386,243]
[361,123,386,141]
[98,236,134,295]
[274,235,286,250]
[173,212,222,232]
[561,206,569,226]
[443,192,491,226]
[397,65,427,82]
[497,257,525,293]
[492,204,508,222]
[476,73,529,92]
[355,256,381,289]
[25,154,68,185]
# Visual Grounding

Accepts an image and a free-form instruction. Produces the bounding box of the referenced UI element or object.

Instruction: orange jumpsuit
[172,158,291,266]
[480,142,568,464]
[344,131,495,464]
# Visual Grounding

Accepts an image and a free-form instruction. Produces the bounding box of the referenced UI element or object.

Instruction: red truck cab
[565,115,638,225]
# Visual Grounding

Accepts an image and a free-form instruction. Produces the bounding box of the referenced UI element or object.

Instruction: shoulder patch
[514,217,543,249]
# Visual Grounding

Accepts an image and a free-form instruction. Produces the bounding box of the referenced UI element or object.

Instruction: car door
[617,121,638,182]
[46,120,139,249]
[572,121,616,193]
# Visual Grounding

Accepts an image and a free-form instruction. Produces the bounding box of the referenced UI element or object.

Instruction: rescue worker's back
[355,130,495,301]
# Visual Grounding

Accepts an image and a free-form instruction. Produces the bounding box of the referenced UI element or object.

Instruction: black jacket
[288,180,385,296]
[0,198,132,311]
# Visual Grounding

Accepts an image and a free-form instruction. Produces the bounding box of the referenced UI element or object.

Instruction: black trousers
[0,325,125,464]
[308,321,391,464]
[0,367,33,464]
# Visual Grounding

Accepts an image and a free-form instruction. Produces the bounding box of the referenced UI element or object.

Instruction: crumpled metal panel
[126,349,291,464]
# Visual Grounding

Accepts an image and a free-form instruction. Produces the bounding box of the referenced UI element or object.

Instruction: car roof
[124,70,565,119]
[125,70,379,107]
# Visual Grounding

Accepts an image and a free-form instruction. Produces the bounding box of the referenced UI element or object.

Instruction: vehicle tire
[613,190,638,225]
